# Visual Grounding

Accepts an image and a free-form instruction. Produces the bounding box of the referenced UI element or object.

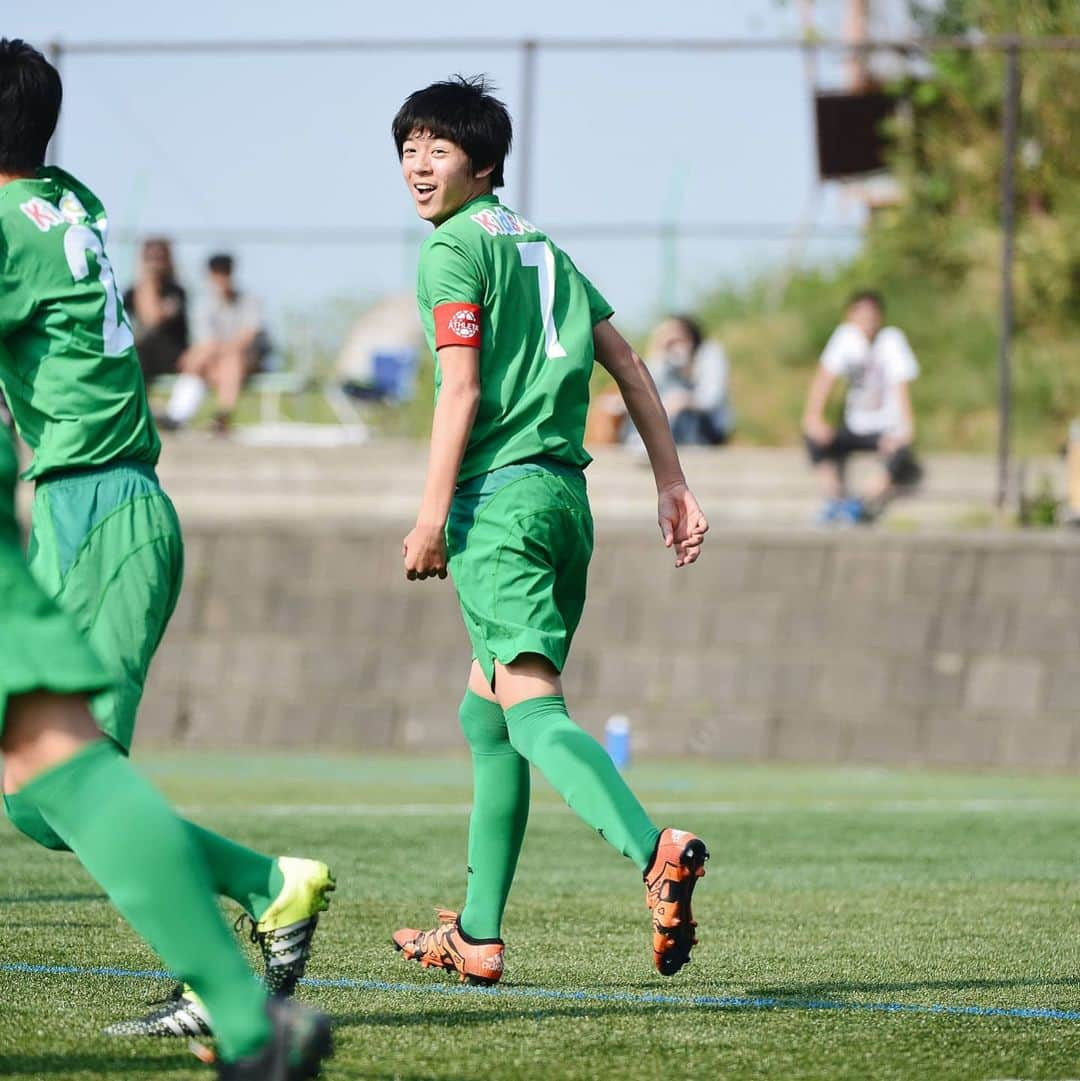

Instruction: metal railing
[46,33,1080,507]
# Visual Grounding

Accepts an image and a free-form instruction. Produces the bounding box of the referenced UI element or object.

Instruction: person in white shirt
[802,291,922,524]
[642,315,734,446]
[159,253,269,435]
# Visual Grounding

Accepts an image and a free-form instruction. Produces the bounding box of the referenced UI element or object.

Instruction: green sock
[5,787,285,920]
[505,695,660,871]
[3,789,69,850]
[457,690,530,940]
[184,822,285,922]
[21,740,270,1062]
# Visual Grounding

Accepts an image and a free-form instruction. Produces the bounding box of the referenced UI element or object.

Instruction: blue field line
[4,961,1080,1022]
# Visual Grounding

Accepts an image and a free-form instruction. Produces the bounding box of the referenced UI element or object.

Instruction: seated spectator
[158,253,268,435]
[802,290,923,525]
[644,315,734,446]
[124,238,188,382]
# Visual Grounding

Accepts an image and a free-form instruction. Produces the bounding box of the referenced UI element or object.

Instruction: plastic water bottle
[605,714,631,770]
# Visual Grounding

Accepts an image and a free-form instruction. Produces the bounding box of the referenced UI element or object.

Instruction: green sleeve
[418,234,484,310]
[579,269,614,326]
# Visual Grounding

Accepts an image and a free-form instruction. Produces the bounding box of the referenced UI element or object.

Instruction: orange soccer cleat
[644,827,709,976]
[392,909,505,985]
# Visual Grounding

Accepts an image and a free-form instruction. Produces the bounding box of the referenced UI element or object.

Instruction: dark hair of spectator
[847,290,885,313]
[670,314,704,354]
[0,39,62,173]
[393,75,513,189]
[208,253,234,275]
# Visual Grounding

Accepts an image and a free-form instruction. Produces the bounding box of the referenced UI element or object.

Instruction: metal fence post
[996,40,1021,510]
[518,39,538,218]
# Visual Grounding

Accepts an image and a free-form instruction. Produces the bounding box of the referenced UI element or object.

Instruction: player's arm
[403,344,480,581]
[880,380,915,454]
[802,365,838,445]
[895,380,914,440]
[228,296,262,350]
[593,319,708,567]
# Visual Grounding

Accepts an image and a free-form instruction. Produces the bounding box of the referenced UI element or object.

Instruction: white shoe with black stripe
[104,984,211,1038]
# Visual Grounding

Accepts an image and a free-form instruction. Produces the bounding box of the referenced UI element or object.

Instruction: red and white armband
[434,302,482,349]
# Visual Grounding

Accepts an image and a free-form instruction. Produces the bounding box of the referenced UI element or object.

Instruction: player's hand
[658,483,709,568]
[804,418,834,446]
[403,523,448,581]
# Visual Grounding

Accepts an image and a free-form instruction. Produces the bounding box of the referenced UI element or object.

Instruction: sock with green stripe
[183,822,285,923]
[504,695,661,871]
[457,690,530,941]
[20,739,270,1062]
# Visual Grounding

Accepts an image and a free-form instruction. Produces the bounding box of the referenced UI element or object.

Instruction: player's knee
[506,705,581,763]
[459,692,511,755]
[1,691,102,792]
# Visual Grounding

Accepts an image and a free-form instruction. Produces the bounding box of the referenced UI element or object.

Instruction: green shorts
[447,458,593,686]
[27,460,184,751]
[0,436,110,735]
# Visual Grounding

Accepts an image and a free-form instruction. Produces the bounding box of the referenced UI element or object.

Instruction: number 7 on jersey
[517,241,567,359]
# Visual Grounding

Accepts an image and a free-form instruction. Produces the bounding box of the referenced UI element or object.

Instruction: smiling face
[401,130,494,226]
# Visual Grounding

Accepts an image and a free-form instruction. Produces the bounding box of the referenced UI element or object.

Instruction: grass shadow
[332,1001,686,1030]
[0,1052,194,1077]
[748,976,1080,999]
[0,892,104,904]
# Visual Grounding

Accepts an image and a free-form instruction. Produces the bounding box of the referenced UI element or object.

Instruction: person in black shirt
[124,237,188,382]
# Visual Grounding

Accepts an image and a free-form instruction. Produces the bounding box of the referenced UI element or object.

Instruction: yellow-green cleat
[242,857,336,996]
[105,858,334,1040]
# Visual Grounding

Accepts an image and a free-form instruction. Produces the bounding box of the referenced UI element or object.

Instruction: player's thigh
[32,478,183,749]
[549,476,593,643]
[0,534,109,746]
[454,471,591,657]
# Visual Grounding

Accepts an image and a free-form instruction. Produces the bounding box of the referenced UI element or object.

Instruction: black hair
[847,289,885,313]
[670,314,704,353]
[0,39,62,173]
[393,75,512,189]
[208,253,234,274]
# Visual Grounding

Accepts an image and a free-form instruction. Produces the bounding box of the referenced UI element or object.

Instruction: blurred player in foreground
[391,76,710,984]
[0,426,330,1078]
[0,39,334,1054]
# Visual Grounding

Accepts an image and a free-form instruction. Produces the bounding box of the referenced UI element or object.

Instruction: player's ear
[474,162,496,182]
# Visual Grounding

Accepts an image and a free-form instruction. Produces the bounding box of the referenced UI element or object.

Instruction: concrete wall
[136,523,1080,768]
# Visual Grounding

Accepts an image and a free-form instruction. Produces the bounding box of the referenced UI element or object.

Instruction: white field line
[177,798,1080,818]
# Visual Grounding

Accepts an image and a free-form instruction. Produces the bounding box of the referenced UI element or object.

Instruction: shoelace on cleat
[234,913,259,944]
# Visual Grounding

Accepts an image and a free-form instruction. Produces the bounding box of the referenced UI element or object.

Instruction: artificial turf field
[2,754,1080,1081]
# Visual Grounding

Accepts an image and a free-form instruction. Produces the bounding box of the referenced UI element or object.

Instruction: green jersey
[0,167,159,480]
[416,194,613,483]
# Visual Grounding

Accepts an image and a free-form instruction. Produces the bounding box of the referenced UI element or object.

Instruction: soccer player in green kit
[0,39,334,1055]
[390,76,710,984]
[0,435,331,1077]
